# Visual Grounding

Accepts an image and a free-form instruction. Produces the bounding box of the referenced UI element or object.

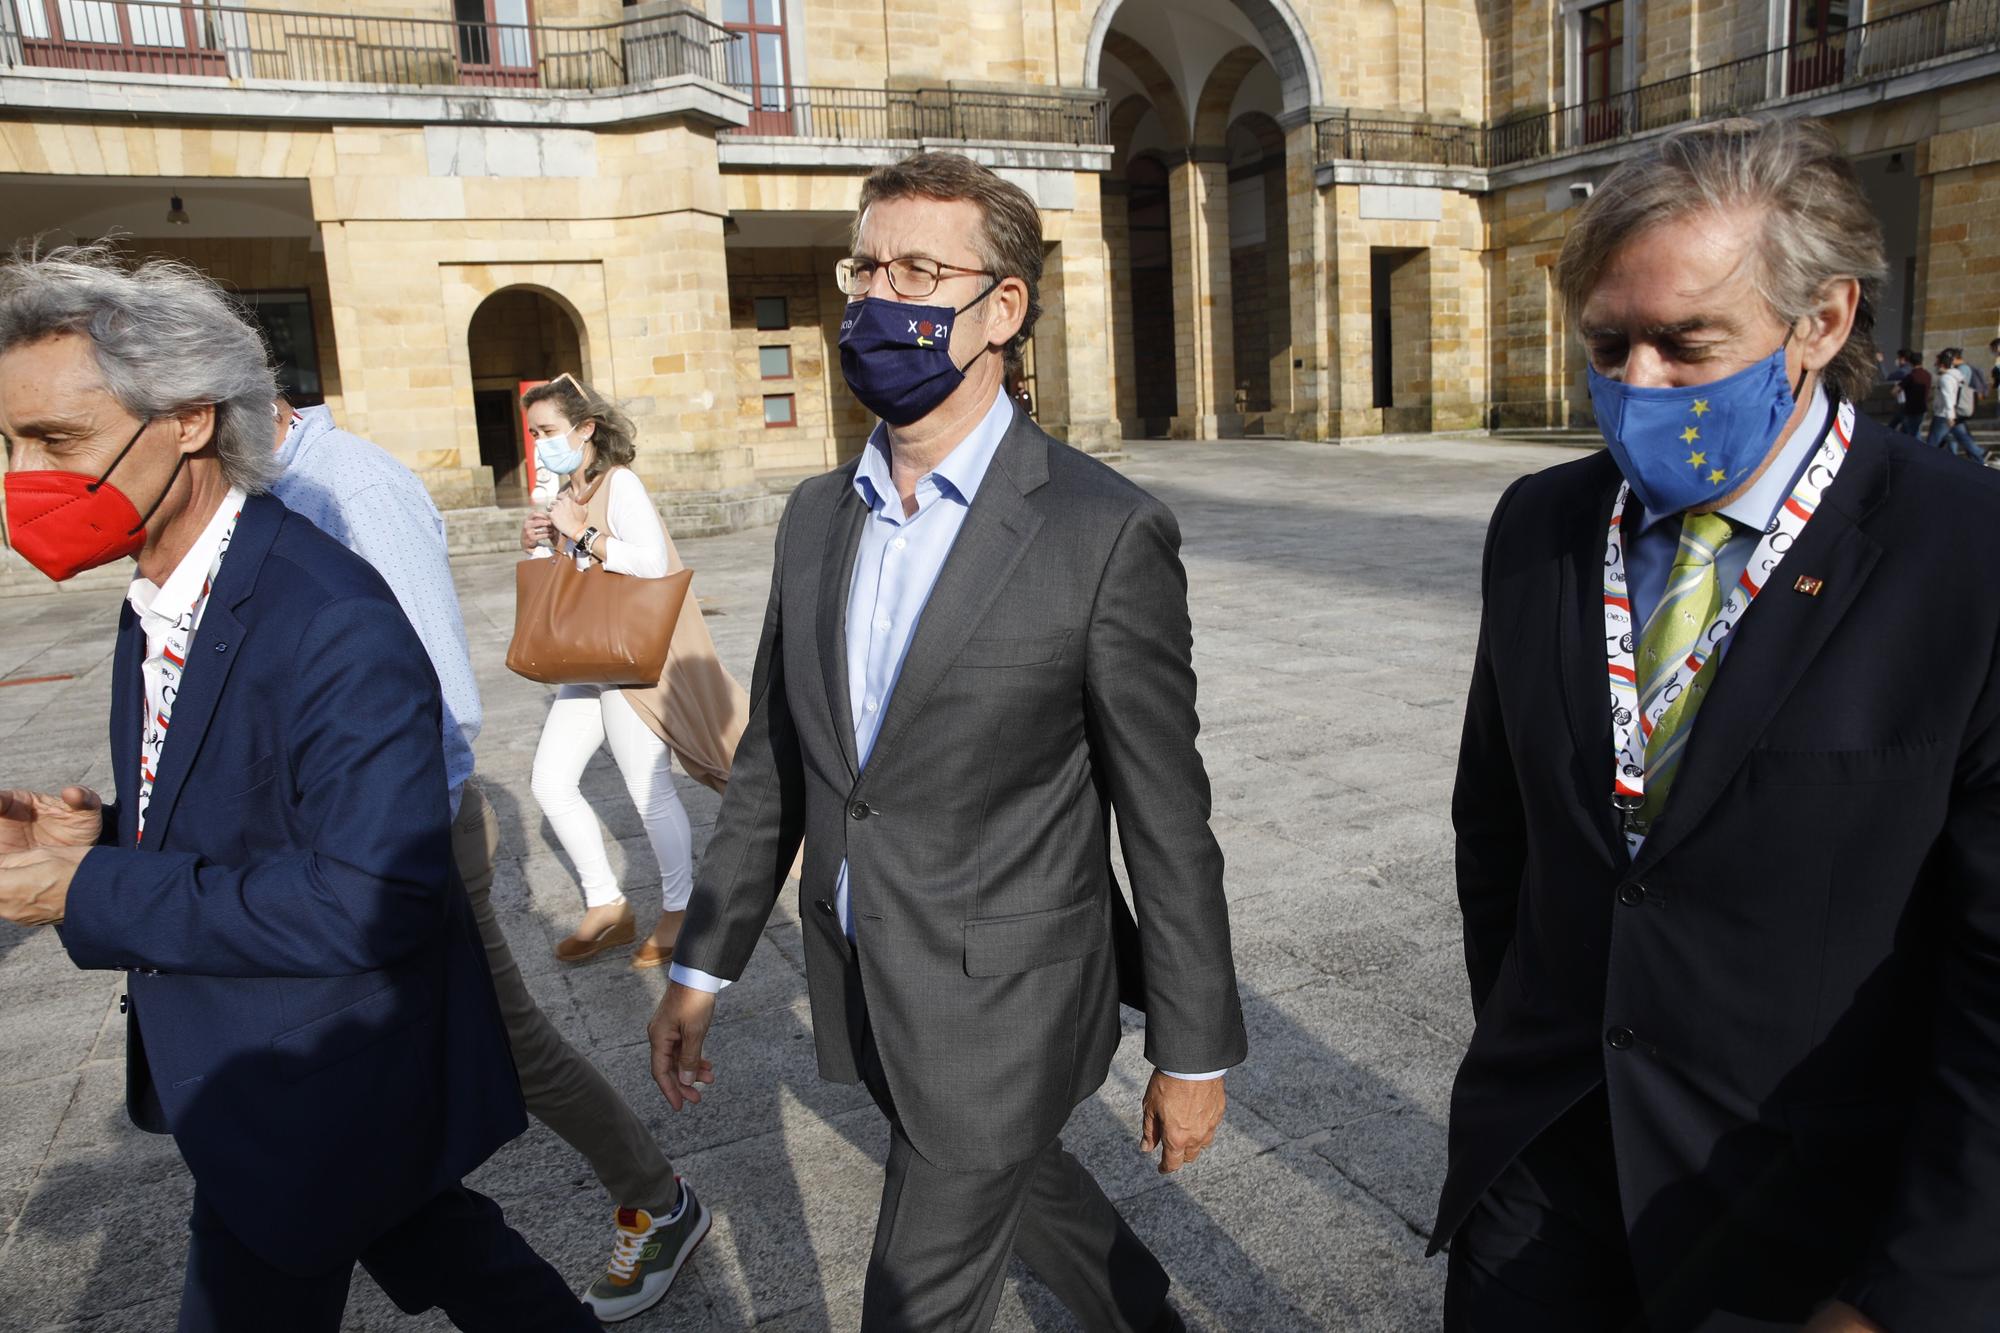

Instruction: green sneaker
[582,1178,711,1323]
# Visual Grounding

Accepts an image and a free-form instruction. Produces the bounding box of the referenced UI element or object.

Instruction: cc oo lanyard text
[1602,397,1855,853]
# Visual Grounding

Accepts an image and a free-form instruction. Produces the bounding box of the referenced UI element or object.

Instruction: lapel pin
[1793,576,1825,597]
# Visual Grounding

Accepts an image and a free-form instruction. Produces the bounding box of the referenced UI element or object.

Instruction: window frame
[722,0,794,132]
[758,344,794,380]
[762,392,797,429]
[17,0,227,76]
[753,295,790,331]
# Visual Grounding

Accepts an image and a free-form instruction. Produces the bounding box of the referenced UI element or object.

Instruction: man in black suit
[1437,118,2000,1331]
[646,152,1247,1331]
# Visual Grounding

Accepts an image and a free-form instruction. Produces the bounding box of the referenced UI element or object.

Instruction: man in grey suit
[647,152,1247,1331]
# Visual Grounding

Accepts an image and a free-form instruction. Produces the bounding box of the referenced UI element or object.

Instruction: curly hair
[521,372,638,484]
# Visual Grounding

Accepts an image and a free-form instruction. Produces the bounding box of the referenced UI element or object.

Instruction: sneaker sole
[590,1202,713,1324]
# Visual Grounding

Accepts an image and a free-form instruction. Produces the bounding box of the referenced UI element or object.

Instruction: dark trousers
[178,1184,597,1333]
[1444,1090,1644,1333]
[850,976,1171,1333]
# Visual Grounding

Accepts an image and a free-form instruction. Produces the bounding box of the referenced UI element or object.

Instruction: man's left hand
[0,844,89,926]
[1802,1301,1885,1332]
[1140,1071,1225,1174]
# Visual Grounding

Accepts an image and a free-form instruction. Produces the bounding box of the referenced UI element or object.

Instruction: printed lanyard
[1603,399,1854,847]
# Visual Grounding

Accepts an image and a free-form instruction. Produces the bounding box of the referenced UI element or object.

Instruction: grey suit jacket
[677,410,1248,1171]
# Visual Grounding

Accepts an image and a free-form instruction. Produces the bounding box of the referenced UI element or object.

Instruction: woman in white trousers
[519,376,692,966]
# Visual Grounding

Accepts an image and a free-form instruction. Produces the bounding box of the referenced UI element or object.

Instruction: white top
[541,468,670,579]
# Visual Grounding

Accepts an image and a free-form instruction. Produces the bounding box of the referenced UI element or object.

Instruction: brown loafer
[629,939,674,970]
[555,913,637,964]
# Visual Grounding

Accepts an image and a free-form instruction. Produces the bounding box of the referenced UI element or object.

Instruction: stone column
[1102,179,1140,436]
[1167,154,1243,439]
[1281,114,1332,439]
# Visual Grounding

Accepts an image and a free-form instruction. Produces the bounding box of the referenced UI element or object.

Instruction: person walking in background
[522,376,716,971]
[0,246,594,1331]
[648,152,1247,1332]
[1955,346,1988,407]
[1890,348,1929,435]
[1439,119,2000,1332]
[1928,348,1983,461]
[273,398,709,1323]
[1989,337,1999,417]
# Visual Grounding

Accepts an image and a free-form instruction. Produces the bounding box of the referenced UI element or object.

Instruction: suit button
[1619,883,1647,907]
[1606,1026,1635,1051]
[816,899,835,917]
[849,801,872,820]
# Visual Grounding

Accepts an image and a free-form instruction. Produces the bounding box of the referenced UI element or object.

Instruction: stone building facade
[0,0,1995,529]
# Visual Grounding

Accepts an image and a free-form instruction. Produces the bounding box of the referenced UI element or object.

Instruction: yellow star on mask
[1686,450,1706,468]
[1691,400,1711,417]
[1682,426,1701,445]
[1707,468,1727,485]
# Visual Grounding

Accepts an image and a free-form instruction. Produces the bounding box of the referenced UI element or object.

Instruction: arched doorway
[1126,153,1178,437]
[466,286,585,504]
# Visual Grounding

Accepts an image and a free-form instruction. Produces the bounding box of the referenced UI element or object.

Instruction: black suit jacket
[675,409,1248,1171]
[58,495,524,1274]
[1435,407,2000,1329]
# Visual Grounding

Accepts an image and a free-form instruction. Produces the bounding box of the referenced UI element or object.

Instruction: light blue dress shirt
[1624,387,1832,641]
[272,406,482,814]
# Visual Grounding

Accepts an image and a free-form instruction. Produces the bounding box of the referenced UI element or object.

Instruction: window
[239,291,323,401]
[1579,0,1625,144]
[722,0,793,133]
[763,394,796,427]
[1789,0,1850,93]
[758,345,793,379]
[754,296,789,330]
[17,0,226,75]
[454,0,537,87]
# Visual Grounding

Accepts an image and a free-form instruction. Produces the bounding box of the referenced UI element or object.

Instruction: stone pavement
[0,433,1583,1331]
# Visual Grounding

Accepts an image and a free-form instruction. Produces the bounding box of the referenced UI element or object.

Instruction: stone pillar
[1102,180,1140,437]
[1167,155,1243,439]
[1329,184,1379,438]
[1281,115,1331,439]
[1036,172,1120,453]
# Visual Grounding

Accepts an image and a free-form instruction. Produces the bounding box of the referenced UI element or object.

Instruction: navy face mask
[838,281,998,426]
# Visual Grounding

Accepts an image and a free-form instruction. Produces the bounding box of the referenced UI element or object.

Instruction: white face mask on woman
[537,432,584,476]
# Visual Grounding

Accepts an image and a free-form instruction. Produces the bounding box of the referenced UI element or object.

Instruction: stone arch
[1193,46,1269,150]
[1100,30,1190,146]
[1108,92,1157,175]
[1083,0,1325,115]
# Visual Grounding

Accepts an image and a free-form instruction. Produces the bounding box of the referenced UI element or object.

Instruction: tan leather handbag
[505,468,693,686]
[506,557,691,686]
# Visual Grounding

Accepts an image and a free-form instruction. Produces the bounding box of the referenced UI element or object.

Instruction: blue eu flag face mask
[1587,340,1806,516]
[839,281,998,426]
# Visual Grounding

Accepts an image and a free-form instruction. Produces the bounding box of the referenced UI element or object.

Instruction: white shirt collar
[126,487,248,633]
[1716,387,1831,533]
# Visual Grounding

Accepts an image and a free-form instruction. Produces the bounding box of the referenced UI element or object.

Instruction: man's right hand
[648,981,717,1112]
[0,788,102,853]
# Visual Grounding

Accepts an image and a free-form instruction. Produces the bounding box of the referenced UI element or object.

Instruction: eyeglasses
[835,256,994,300]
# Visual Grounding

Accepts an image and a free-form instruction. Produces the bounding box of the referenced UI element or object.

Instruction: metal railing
[0,1,734,92]
[1319,0,2000,170]
[1316,115,1484,169]
[722,84,1108,145]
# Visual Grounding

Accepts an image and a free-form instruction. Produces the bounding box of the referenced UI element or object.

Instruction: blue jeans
[1894,411,1926,436]
[1927,416,1983,460]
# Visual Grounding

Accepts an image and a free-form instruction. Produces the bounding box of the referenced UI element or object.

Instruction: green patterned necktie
[1635,510,1737,827]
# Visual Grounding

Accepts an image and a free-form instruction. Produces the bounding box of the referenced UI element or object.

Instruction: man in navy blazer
[0,249,594,1329]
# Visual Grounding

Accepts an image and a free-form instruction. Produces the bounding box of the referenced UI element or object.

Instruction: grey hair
[1555,117,1888,405]
[0,243,279,493]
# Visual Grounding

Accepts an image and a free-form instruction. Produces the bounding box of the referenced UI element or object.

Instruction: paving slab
[0,434,1574,1328]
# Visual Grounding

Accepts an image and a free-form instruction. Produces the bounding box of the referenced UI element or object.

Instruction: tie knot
[1676,511,1735,564]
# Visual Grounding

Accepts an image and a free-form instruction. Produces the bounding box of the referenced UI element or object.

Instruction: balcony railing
[722,84,1108,146]
[1316,115,1484,169]
[0,1,734,92]
[1319,0,2000,171]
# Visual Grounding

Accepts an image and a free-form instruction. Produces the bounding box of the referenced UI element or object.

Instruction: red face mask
[3,420,181,582]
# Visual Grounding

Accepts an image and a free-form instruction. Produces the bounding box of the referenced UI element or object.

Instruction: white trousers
[530,684,693,912]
